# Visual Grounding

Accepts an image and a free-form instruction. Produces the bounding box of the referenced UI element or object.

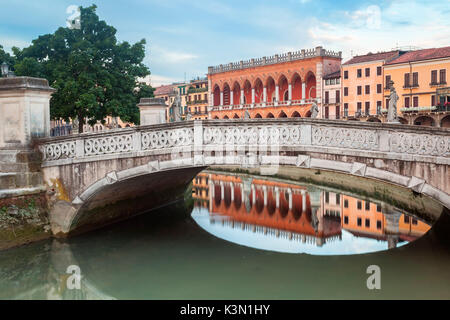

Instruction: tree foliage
[0,45,15,69]
[12,5,151,132]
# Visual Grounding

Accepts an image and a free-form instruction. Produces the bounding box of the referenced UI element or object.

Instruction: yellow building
[186,78,209,120]
[341,50,404,121]
[384,46,450,127]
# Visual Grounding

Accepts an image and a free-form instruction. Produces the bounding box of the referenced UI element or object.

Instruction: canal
[1,170,449,299]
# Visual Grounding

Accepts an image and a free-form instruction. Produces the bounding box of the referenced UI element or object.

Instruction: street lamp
[1,62,9,77]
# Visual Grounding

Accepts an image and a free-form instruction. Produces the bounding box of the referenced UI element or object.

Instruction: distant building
[186,78,209,120]
[322,70,341,119]
[207,46,342,119]
[341,50,405,122]
[383,46,450,127]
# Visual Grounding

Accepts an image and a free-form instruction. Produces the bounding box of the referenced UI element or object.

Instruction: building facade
[186,78,209,120]
[207,46,342,119]
[341,50,405,122]
[322,70,341,119]
[384,46,450,127]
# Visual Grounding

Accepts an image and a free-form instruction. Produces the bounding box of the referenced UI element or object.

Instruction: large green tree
[0,45,15,70]
[13,4,152,132]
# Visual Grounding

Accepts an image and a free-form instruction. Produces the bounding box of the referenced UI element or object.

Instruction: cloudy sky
[1,0,449,86]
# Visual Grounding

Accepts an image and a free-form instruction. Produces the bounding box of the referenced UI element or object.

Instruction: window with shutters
[357,86,362,95]
[365,101,370,115]
[404,73,410,87]
[413,96,419,107]
[357,102,362,114]
[377,84,382,93]
[344,87,348,96]
[385,75,391,89]
[404,97,410,108]
[357,69,362,78]
[344,70,348,79]
[431,70,438,84]
[412,72,418,87]
[365,68,370,77]
[365,85,370,94]
[440,69,447,84]
[325,91,329,104]
[377,101,382,114]
[336,90,340,103]
[431,95,436,106]
[377,66,382,76]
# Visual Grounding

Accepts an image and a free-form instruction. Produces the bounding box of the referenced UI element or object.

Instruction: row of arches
[364,115,450,127]
[212,72,317,106]
[212,109,309,119]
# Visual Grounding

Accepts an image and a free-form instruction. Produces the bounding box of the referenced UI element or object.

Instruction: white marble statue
[387,80,400,123]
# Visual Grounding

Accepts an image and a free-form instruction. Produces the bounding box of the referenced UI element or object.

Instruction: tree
[13,5,151,133]
[0,45,15,70]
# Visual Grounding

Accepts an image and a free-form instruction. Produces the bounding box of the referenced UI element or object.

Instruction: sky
[1,0,449,87]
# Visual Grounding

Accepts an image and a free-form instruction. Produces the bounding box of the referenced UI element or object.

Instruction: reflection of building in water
[199,173,342,247]
[192,173,209,209]
[192,173,431,249]
[340,195,431,248]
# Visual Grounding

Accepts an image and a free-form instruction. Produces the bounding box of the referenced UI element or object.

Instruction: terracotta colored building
[207,46,342,119]
[384,46,450,127]
[341,50,405,121]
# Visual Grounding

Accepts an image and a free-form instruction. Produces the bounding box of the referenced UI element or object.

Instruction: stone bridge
[38,119,450,236]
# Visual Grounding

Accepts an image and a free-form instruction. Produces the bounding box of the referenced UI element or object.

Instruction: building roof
[154,84,174,96]
[323,70,341,80]
[384,46,450,65]
[342,50,402,65]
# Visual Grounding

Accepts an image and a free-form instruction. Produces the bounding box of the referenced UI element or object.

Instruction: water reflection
[191,172,431,255]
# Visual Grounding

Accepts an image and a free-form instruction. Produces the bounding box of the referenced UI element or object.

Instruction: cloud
[148,74,179,87]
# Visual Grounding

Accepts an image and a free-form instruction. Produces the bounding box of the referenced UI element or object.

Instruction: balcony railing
[187,99,208,105]
[323,98,340,105]
[210,99,317,111]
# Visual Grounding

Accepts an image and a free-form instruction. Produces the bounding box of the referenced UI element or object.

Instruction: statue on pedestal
[310,101,319,119]
[387,80,400,123]
[172,94,182,122]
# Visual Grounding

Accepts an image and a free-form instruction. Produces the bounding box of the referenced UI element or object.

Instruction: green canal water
[0,171,449,299]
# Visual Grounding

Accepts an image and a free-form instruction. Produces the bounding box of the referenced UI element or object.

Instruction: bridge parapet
[39,119,449,165]
[35,119,450,235]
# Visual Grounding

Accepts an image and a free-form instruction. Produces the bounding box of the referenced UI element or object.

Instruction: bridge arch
[441,115,450,128]
[39,120,450,236]
[414,116,435,127]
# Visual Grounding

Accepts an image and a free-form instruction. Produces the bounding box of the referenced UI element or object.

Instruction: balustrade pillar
[230,182,234,201]
[301,190,306,212]
[263,87,267,104]
[275,187,280,209]
[252,185,256,205]
[302,83,306,101]
[263,186,267,206]
[288,188,292,211]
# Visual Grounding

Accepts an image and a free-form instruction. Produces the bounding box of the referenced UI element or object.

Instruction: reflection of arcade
[196,173,342,247]
[192,173,431,248]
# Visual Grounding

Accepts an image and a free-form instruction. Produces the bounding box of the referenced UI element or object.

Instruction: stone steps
[0,172,44,190]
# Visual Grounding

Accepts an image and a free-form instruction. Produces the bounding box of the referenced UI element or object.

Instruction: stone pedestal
[0,77,54,149]
[138,98,167,126]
